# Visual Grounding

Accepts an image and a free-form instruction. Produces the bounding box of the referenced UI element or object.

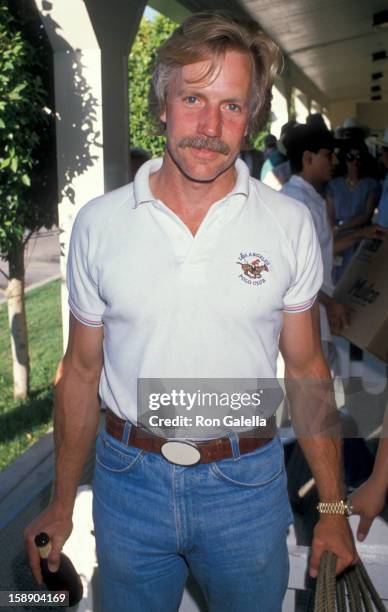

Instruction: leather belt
[105,409,275,466]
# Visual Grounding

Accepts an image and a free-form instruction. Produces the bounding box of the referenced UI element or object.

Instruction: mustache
[178,136,230,155]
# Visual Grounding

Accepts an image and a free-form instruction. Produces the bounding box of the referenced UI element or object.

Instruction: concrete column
[322,109,331,129]
[270,80,289,138]
[84,0,147,192]
[34,0,147,346]
[34,0,105,346]
[294,88,309,123]
[279,58,294,122]
[288,58,328,117]
[310,99,322,115]
[305,95,312,116]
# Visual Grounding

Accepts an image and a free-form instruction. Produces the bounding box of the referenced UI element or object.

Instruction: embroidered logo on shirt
[237,251,270,286]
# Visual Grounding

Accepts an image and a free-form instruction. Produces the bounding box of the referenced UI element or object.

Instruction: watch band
[316,500,353,516]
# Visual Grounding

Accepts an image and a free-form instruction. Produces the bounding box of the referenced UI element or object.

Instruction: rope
[344,569,361,610]
[336,575,347,612]
[314,551,337,612]
[357,566,375,612]
[314,551,387,612]
[357,560,387,612]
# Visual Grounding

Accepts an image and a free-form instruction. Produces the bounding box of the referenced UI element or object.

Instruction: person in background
[282,126,388,544]
[240,142,265,179]
[338,117,366,144]
[281,124,348,368]
[129,146,151,180]
[375,128,388,229]
[263,132,277,159]
[326,140,380,283]
[261,120,296,190]
[241,133,277,180]
[260,133,283,182]
[306,113,327,131]
[351,410,388,541]
[281,125,383,348]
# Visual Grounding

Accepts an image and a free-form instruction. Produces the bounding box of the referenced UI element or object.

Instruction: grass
[0,279,62,471]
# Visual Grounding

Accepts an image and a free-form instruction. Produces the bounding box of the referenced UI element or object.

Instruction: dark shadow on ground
[0,387,53,446]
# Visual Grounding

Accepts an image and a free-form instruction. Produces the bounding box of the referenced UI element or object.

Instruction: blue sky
[144,6,160,20]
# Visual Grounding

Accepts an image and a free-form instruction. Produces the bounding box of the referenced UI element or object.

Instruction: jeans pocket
[95,431,144,473]
[209,438,284,488]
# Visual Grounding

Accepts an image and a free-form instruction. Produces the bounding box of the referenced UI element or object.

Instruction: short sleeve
[283,210,323,313]
[66,207,105,327]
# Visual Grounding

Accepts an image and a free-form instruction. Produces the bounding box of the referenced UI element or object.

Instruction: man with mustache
[25,12,356,611]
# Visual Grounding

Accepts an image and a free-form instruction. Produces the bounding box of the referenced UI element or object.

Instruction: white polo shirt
[67,158,323,423]
[281,174,334,342]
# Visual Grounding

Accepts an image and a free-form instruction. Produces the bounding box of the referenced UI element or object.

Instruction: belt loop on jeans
[228,431,241,459]
[123,420,132,445]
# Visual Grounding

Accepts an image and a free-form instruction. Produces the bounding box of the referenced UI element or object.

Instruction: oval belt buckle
[160,440,201,466]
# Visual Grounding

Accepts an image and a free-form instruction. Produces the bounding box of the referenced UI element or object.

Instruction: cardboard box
[334,238,388,363]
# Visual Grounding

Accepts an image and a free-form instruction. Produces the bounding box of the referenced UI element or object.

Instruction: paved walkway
[0,229,60,304]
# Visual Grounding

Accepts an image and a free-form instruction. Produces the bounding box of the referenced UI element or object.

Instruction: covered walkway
[1,1,388,609]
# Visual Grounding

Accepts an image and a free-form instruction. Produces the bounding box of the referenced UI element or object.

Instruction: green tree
[0,2,56,399]
[128,14,176,157]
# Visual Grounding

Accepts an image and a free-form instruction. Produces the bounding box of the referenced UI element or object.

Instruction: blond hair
[149,12,281,139]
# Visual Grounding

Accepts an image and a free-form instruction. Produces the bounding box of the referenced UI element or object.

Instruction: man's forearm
[280,308,356,575]
[338,210,372,232]
[297,436,345,501]
[51,359,101,514]
[333,229,364,254]
[285,361,345,502]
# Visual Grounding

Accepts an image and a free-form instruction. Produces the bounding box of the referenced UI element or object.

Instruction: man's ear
[160,107,167,124]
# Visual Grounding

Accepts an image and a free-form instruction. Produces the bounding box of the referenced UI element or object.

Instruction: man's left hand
[309,515,358,577]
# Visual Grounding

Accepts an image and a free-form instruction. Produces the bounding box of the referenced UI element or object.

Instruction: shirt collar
[132,156,250,209]
[133,157,163,208]
[288,174,323,202]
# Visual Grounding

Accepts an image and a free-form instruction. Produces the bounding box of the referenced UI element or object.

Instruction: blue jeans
[93,429,293,612]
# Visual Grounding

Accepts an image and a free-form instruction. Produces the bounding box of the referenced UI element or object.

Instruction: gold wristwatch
[316,500,353,516]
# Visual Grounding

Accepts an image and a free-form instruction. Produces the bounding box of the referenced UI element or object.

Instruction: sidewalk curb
[25,274,61,294]
[0,413,103,531]
[0,430,55,530]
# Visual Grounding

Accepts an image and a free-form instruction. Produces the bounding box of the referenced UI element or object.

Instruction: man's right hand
[24,502,73,585]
